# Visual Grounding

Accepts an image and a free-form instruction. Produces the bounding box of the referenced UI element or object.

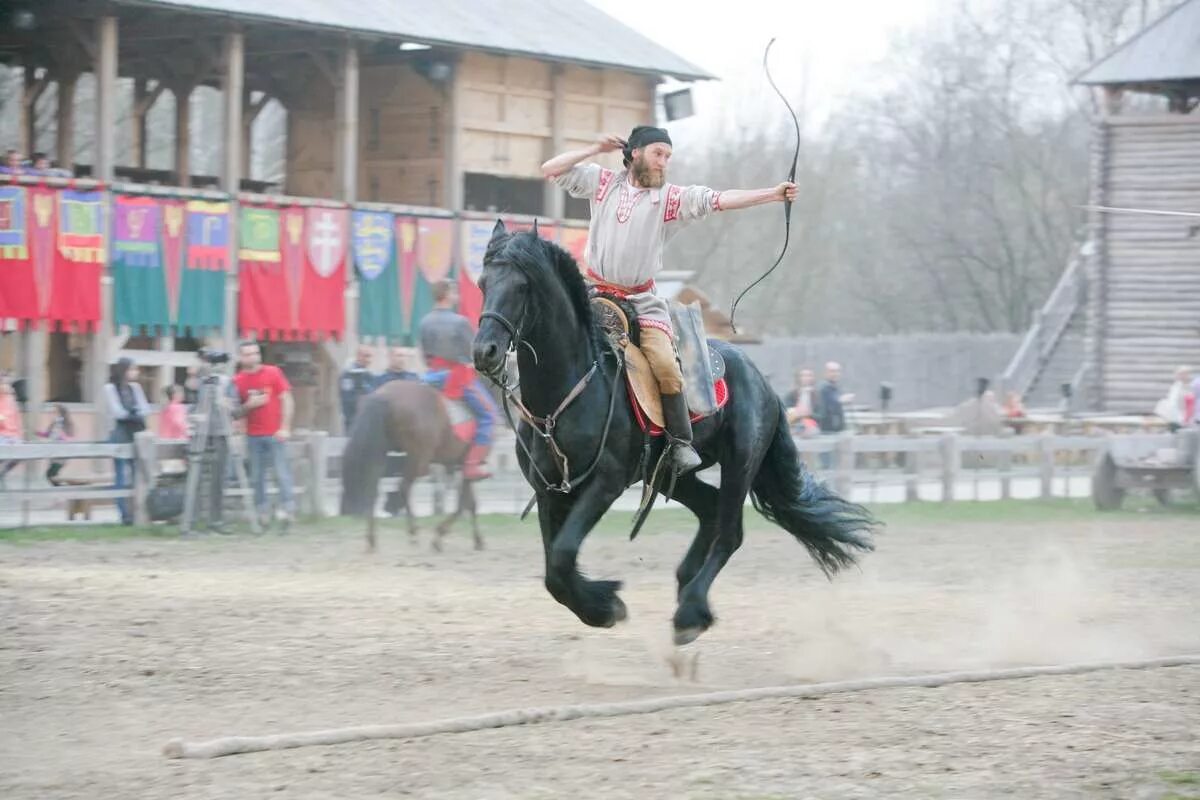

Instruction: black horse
[472,221,877,645]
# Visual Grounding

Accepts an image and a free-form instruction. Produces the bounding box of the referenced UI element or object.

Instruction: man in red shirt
[233,340,296,529]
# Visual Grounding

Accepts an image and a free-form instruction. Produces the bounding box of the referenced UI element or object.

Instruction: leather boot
[463,443,492,481]
[661,392,702,474]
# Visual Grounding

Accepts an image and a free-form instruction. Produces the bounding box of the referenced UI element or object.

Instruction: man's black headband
[622,125,672,166]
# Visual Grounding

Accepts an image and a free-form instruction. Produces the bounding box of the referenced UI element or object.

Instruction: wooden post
[544,64,565,219]
[1038,431,1055,499]
[133,77,148,169]
[174,83,192,186]
[336,42,359,203]
[19,328,48,526]
[308,431,328,516]
[939,432,959,503]
[20,65,49,157]
[133,431,157,525]
[904,444,920,502]
[56,71,77,170]
[221,31,245,193]
[94,16,119,182]
[443,62,462,210]
[999,438,1013,500]
[834,435,854,498]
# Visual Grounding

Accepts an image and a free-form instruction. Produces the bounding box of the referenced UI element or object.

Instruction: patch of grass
[0,523,177,544]
[4,493,1196,545]
[1162,771,1200,786]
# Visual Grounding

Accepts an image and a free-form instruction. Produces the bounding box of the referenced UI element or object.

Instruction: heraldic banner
[238,202,347,340]
[354,213,456,344]
[113,195,230,335]
[0,184,103,331]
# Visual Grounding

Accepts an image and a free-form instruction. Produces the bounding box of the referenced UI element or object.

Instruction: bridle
[478,301,624,496]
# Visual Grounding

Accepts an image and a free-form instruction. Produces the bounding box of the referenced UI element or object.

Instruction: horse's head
[473,219,532,376]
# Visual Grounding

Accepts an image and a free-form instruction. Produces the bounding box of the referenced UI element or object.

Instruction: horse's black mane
[486,229,604,353]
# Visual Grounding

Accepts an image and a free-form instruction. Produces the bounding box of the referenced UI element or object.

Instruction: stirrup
[666,436,702,474]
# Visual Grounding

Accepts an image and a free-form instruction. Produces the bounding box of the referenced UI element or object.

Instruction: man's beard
[631,157,665,188]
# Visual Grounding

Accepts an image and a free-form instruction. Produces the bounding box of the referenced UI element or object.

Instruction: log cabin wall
[457,53,653,213]
[358,63,449,207]
[286,52,657,211]
[1089,114,1200,412]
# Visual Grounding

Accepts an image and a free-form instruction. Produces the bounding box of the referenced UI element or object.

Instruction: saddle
[589,290,729,435]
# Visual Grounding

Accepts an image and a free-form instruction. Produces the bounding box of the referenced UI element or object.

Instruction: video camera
[198,347,231,366]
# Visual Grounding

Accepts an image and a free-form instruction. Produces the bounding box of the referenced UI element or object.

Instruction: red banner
[0,185,101,331]
[0,184,38,327]
[237,203,346,340]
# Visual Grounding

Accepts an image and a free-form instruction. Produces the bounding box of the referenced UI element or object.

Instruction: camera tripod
[179,370,260,536]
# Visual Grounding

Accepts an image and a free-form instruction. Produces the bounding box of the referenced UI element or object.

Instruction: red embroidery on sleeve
[595,169,615,203]
[663,185,682,222]
[712,191,723,211]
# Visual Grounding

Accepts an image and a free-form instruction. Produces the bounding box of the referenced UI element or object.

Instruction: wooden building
[1076,0,1200,412]
[1004,0,1200,413]
[0,0,710,436]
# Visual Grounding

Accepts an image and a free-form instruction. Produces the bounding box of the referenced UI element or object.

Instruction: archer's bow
[729,38,801,335]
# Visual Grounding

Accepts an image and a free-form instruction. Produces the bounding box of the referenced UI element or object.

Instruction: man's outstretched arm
[715,182,798,211]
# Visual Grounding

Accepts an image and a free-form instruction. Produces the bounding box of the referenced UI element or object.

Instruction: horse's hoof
[673,626,704,646]
[610,595,628,624]
[431,538,444,553]
[473,540,485,552]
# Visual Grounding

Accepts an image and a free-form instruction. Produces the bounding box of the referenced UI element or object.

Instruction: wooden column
[544,65,566,219]
[174,83,192,186]
[56,71,77,169]
[336,42,360,202]
[133,78,148,168]
[21,66,50,157]
[94,16,119,182]
[221,30,245,193]
[443,65,462,210]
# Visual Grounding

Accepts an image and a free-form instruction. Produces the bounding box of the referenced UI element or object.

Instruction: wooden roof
[1076,0,1200,87]
[109,0,714,81]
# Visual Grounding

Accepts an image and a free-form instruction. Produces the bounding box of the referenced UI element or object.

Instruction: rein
[480,309,624,494]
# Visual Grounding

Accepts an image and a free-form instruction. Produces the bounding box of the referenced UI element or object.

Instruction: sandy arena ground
[2,506,1198,799]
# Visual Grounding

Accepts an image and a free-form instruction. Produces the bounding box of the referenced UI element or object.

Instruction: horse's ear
[491,218,506,239]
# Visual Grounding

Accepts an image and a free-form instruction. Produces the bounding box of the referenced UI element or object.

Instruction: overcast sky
[586,0,939,142]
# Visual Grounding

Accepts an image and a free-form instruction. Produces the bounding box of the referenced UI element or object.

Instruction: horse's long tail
[750,404,878,576]
[339,393,391,517]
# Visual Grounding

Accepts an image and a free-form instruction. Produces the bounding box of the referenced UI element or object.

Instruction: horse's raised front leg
[540,483,627,628]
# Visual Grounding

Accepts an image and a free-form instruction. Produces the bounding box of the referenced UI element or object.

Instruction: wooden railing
[1,430,1115,528]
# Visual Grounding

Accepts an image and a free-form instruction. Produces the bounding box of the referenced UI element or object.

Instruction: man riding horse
[419,279,499,480]
[542,125,798,473]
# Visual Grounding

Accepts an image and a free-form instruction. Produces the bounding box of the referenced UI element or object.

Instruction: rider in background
[419,280,498,480]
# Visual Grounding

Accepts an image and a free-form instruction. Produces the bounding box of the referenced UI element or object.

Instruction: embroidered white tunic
[554,164,721,333]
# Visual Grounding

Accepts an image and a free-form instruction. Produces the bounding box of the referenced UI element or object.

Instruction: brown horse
[340,380,482,552]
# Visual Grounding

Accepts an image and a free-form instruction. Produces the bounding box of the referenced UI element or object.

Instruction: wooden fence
[1,430,1114,527]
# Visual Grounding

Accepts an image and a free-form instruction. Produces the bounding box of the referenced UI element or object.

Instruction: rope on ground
[163,654,1200,759]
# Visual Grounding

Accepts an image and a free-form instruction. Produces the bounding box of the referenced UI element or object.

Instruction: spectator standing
[339,344,376,432]
[232,340,296,530]
[1155,366,1193,432]
[0,375,23,486]
[783,368,819,435]
[104,358,150,525]
[374,346,421,389]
